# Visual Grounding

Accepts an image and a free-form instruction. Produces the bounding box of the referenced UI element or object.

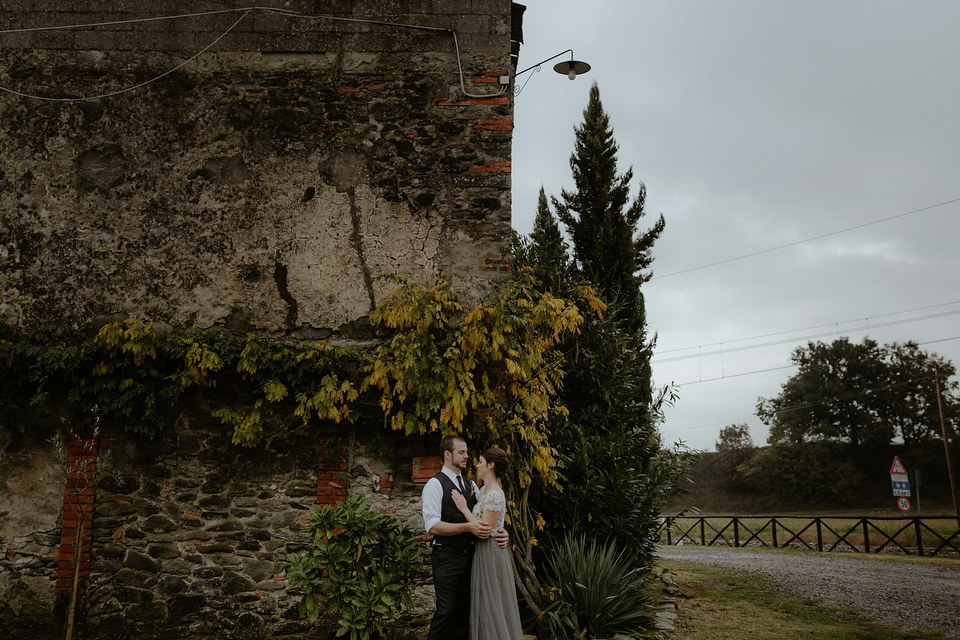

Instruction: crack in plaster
[346,188,377,313]
[273,260,299,329]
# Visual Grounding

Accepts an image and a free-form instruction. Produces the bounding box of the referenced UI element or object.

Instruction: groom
[421,435,508,640]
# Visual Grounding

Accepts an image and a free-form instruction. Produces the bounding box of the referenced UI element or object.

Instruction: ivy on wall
[0,316,360,447]
[1,272,601,488]
[1,271,603,622]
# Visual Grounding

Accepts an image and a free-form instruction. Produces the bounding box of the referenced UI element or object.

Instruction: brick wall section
[316,441,348,506]
[55,436,99,616]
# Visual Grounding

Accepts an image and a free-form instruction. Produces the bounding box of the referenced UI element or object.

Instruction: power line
[672,364,797,387]
[662,370,948,435]
[655,300,960,355]
[650,196,960,281]
[664,335,960,387]
[0,11,252,102]
[653,309,960,364]
[0,7,504,101]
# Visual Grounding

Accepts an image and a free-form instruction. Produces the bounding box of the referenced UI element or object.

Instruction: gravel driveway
[657,546,960,638]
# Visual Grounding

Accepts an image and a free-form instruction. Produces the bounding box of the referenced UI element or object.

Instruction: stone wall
[1,407,444,639]
[0,437,63,636]
[0,0,514,336]
[1,1,520,637]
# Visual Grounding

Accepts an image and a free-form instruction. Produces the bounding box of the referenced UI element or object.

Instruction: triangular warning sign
[891,456,907,475]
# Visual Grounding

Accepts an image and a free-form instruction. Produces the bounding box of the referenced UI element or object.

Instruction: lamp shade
[553,59,591,79]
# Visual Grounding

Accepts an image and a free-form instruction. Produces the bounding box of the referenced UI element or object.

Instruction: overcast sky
[511,0,960,452]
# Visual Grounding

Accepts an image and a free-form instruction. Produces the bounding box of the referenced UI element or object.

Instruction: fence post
[771,519,778,548]
[816,518,823,552]
[700,519,706,546]
[666,518,672,546]
[914,519,925,557]
[733,518,740,548]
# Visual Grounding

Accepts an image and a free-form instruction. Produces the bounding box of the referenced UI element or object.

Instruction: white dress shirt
[422,466,479,534]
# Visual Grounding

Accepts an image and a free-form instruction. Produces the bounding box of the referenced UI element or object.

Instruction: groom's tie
[456,475,465,493]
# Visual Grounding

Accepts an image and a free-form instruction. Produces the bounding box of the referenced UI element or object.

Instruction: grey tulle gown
[470,487,524,640]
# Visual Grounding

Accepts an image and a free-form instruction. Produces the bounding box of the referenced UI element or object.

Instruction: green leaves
[0,320,363,446]
[542,534,658,639]
[281,495,421,640]
[364,273,593,488]
[758,338,959,447]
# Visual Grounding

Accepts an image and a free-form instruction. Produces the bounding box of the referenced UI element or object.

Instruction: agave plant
[542,535,658,639]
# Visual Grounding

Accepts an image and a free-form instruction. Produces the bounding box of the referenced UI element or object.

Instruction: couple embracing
[421,435,524,640]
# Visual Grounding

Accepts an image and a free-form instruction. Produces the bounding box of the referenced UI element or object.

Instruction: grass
[658,559,945,639]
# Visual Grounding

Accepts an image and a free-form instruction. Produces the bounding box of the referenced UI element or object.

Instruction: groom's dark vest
[432,472,478,549]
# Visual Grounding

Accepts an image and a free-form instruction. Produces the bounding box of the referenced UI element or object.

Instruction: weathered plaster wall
[0,439,63,637]
[0,0,513,336]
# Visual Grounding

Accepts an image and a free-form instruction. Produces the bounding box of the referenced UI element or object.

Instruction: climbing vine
[1,272,603,622]
[0,319,362,447]
[1,272,600,472]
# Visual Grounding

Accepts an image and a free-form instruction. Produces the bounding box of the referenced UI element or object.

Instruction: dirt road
[658,546,960,638]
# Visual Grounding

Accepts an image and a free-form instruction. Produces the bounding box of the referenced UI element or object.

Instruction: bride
[451,446,524,640]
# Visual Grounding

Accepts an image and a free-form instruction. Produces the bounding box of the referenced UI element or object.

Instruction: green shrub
[282,495,422,640]
[543,535,657,639]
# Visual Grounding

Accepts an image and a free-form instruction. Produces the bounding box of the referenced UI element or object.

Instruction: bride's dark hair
[481,447,510,478]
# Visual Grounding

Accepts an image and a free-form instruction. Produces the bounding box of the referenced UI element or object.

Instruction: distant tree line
[671,337,960,512]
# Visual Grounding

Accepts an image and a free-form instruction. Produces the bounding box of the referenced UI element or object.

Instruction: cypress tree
[553,82,664,333]
[518,186,570,294]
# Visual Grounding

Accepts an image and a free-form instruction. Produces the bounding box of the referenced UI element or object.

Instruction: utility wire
[663,369,950,435]
[655,300,960,356]
[650,196,960,281]
[653,309,960,364]
[0,7,504,101]
[666,335,960,388]
[0,11,252,102]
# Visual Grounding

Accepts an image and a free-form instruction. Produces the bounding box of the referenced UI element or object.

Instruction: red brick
[471,98,509,106]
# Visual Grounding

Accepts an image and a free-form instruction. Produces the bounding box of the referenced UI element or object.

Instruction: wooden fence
[659,515,960,557]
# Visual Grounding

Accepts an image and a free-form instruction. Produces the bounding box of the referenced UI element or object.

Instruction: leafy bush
[543,535,657,639]
[282,495,423,640]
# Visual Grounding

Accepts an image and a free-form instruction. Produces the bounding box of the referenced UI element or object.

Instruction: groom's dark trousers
[427,545,473,640]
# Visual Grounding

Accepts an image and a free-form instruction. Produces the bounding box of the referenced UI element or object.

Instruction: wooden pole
[65,517,83,640]
[933,363,960,527]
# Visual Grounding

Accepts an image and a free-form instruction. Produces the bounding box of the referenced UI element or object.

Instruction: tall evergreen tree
[514,187,570,294]
[553,82,664,333]
[514,91,691,562]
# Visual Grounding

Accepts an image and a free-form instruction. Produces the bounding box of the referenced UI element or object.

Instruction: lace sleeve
[483,489,506,514]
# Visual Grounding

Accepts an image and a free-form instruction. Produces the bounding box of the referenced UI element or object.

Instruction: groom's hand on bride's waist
[494,528,509,549]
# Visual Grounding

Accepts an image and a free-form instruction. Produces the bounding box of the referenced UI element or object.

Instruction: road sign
[890,456,907,475]
[890,456,910,496]
[897,497,911,512]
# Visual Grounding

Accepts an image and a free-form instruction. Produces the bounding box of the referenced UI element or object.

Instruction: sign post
[891,456,911,512]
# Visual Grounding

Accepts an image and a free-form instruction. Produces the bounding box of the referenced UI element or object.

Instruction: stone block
[241,558,275,583]
[113,567,159,588]
[146,542,180,559]
[221,571,256,595]
[192,566,223,579]
[123,549,160,573]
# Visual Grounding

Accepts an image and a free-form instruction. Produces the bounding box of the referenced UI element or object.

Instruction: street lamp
[516,49,591,80]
